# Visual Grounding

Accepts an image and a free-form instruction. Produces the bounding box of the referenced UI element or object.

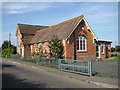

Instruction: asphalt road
[2,61,104,88]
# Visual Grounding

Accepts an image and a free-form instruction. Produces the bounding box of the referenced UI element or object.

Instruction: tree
[116,46,120,52]
[1,40,17,58]
[10,45,16,54]
[48,35,64,59]
[2,40,11,50]
[2,49,14,58]
[111,47,115,52]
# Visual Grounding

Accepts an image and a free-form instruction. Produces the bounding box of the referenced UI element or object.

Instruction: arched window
[77,35,87,51]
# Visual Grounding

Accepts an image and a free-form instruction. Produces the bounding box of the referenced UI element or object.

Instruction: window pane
[83,37,85,40]
[77,39,79,50]
[80,45,82,50]
[96,53,99,57]
[102,44,104,53]
[80,36,82,40]
[83,40,85,44]
[96,46,98,51]
[83,44,85,50]
[80,40,82,44]
[102,46,103,53]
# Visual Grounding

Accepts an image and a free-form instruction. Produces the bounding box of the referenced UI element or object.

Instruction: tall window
[37,44,39,53]
[102,43,104,54]
[77,35,87,51]
[31,45,33,53]
[42,43,45,53]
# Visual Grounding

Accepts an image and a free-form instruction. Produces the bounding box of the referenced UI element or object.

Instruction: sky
[1,2,118,47]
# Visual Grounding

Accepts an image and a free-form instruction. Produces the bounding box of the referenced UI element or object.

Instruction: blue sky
[1,2,118,47]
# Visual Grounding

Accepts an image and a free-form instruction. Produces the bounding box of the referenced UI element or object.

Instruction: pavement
[1,58,119,88]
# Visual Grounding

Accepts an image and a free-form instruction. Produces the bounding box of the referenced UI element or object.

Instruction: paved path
[2,61,103,88]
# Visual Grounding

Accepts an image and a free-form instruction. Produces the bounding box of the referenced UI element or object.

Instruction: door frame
[96,43,100,58]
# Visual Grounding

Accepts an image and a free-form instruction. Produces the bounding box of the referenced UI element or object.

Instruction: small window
[102,43,104,54]
[81,26,84,30]
[77,35,87,51]
[42,43,45,53]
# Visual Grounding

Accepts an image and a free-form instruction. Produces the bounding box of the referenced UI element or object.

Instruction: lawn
[108,56,120,61]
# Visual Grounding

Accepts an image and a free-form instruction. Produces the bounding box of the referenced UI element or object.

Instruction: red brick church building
[16,15,112,61]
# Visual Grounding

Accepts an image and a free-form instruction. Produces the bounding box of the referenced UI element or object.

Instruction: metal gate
[59,59,92,76]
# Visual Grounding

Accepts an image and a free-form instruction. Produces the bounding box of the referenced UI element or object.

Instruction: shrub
[111,54,117,57]
[32,52,36,56]
[48,35,64,59]
[2,49,14,58]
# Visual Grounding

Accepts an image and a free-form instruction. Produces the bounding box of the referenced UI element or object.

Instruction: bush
[48,35,64,59]
[111,53,117,57]
[2,49,14,58]
[32,52,36,56]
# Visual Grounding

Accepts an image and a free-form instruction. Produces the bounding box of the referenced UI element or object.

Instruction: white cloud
[69,2,118,25]
[2,2,54,14]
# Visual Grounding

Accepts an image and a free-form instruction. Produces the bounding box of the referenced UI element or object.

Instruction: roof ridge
[37,15,83,33]
[17,23,48,27]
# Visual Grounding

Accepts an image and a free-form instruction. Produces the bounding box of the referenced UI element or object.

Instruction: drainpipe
[73,31,76,60]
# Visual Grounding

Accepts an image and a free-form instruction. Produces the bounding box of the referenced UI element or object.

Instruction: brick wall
[65,22,96,61]
[24,45,31,56]
[16,29,22,54]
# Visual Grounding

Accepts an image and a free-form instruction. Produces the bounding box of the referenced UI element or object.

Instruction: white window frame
[77,36,87,52]
[37,44,39,53]
[31,45,33,53]
[42,43,45,53]
[102,43,104,54]
[22,45,24,57]
[18,46,20,54]
[96,44,100,58]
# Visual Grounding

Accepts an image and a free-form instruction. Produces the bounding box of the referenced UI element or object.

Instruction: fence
[59,59,92,76]
[10,54,92,76]
[10,54,21,60]
[10,54,58,69]
[10,54,118,78]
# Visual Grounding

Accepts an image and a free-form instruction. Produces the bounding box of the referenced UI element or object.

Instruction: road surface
[2,61,103,88]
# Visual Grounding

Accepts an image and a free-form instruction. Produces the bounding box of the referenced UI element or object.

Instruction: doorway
[96,44,100,58]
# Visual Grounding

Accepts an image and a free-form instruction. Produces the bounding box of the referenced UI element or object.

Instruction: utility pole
[8,33,11,48]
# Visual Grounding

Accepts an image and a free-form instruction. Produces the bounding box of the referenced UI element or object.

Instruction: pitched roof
[17,24,48,35]
[98,40,112,43]
[30,15,84,44]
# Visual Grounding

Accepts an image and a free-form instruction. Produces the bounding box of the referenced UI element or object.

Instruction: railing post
[88,61,92,76]
[59,59,61,70]
[73,60,75,71]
